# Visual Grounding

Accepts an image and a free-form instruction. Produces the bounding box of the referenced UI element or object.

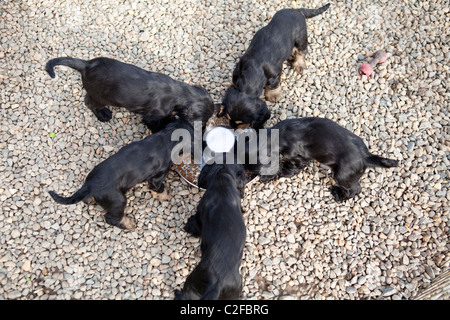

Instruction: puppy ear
[198,164,212,189]
[235,79,245,92]
[252,100,270,129]
[259,101,271,121]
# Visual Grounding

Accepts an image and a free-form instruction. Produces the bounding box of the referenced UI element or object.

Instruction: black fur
[246,117,398,202]
[221,86,271,130]
[48,119,194,229]
[175,158,247,300]
[45,57,214,132]
[221,4,330,129]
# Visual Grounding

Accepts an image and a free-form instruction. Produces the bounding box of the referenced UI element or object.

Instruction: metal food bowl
[173,103,257,190]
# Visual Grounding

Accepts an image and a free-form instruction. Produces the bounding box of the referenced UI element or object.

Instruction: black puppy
[45,57,214,132]
[221,4,330,130]
[175,158,247,300]
[246,117,398,202]
[48,119,194,230]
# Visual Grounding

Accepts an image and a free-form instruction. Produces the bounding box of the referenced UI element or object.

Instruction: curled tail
[45,57,89,78]
[365,154,399,168]
[298,3,330,19]
[48,185,91,205]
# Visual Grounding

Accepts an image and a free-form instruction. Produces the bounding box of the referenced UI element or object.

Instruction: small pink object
[358,50,387,76]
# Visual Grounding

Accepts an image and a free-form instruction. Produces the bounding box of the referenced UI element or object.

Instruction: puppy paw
[330,186,345,202]
[120,216,136,231]
[293,63,306,74]
[93,108,113,122]
[279,169,298,178]
[292,51,307,74]
[174,289,185,300]
[105,215,136,231]
[259,174,278,183]
[264,87,282,103]
[289,47,299,61]
[150,189,172,201]
[184,216,201,237]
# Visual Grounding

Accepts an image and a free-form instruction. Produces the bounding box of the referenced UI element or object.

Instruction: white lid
[205,127,235,153]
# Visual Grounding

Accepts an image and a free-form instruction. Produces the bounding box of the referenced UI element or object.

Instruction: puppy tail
[45,57,89,78]
[48,185,91,205]
[365,154,399,168]
[298,3,330,19]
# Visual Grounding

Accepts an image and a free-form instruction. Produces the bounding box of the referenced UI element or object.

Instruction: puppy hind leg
[148,174,172,201]
[174,289,186,300]
[96,192,136,230]
[288,47,299,63]
[264,67,282,103]
[331,165,363,202]
[292,49,307,74]
[201,282,221,300]
[293,29,308,70]
[84,95,112,122]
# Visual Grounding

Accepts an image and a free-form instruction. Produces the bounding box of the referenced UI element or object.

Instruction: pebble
[55,234,64,245]
[286,234,296,244]
[0,0,448,301]
[22,260,31,272]
[382,287,397,297]
[150,258,161,267]
[258,236,271,245]
[346,287,356,294]
[425,266,435,279]
[11,230,21,239]
[358,276,367,285]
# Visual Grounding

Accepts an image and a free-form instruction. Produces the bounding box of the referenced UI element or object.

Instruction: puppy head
[183,101,214,129]
[197,154,230,189]
[198,154,246,197]
[222,87,270,129]
[197,162,214,189]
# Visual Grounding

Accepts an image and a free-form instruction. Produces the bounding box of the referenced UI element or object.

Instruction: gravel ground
[0,0,448,300]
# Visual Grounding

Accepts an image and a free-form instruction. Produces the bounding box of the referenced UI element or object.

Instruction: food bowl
[173,103,257,190]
